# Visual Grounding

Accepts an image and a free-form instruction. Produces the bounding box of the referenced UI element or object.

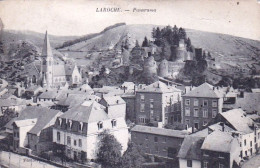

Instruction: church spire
[42,31,53,57]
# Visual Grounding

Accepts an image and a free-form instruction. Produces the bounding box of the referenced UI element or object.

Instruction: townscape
[0,22,260,168]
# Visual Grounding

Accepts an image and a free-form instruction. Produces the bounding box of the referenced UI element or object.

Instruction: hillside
[57,24,260,69]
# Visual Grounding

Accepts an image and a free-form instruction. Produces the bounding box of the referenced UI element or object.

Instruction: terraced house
[182,83,224,131]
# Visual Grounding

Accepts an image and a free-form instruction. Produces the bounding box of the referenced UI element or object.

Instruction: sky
[0,0,260,40]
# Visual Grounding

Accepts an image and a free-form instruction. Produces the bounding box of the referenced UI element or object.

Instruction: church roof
[41,31,53,57]
[53,64,66,76]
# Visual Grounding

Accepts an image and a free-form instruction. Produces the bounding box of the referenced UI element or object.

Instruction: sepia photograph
[0,0,260,167]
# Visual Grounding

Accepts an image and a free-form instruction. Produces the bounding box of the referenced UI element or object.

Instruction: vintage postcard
[0,0,260,168]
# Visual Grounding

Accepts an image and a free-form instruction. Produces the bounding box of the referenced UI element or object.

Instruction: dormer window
[111,119,117,128]
[58,118,62,126]
[79,122,83,131]
[97,121,103,130]
[68,120,72,128]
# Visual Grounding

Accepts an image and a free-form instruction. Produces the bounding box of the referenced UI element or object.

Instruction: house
[182,83,224,131]
[52,101,128,161]
[135,81,182,126]
[24,85,43,100]
[201,131,240,168]
[0,97,27,116]
[120,82,135,91]
[99,95,126,119]
[178,136,204,168]
[10,106,62,154]
[131,125,188,162]
[218,109,260,159]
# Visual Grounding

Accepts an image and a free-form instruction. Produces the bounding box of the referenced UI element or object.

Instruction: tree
[142,37,149,47]
[96,130,122,168]
[120,142,145,168]
[0,109,18,128]
[135,40,140,48]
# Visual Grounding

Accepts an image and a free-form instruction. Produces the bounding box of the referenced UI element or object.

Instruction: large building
[182,83,224,131]
[52,101,128,161]
[27,31,82,88]
[135,81,182,126]
[131,125,188,161]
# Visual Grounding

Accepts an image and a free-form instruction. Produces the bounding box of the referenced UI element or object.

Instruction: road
[241,154,260,168]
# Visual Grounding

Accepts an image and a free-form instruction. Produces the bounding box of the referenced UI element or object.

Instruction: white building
[52,101,128,161]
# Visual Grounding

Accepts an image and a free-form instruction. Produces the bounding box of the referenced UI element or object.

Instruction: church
[24,31,82,88]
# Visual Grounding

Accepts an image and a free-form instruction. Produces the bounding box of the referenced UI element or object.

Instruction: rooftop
[101,95,125,106]
[131,125,188,138]
[201,131,239,153]
[177,136,205,160]
[183,82,223,98]
[137,81,181,93]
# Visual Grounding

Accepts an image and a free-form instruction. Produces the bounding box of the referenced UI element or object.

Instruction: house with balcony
[52,101,128,162]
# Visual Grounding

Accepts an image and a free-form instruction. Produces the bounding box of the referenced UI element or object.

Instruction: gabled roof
[59,101,109,123]
[6,106,62,135]
[177,136,204,160]
[201,131,239,153]
[57,95,86,108]
[38,90,58,99]
[0,98,26,107]
[131,125,188,138]
[220,108,254,134]
[137,81,181,93]
[183,83,223,98]
[80,84,92,91]
[53,64,66,76]
[41,31,53,57]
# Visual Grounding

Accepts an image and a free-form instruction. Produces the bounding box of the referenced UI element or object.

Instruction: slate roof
[101,96,125,105]
[177,136,204,160]
[183,83,223,98]
[13,119,37,127]
[57,95,86,108]
[0,98,26,107]
[5,106,62,135]
[201,131,239,153]
[137,81,182,93]
[53,64,66,77]
[220,108,254,134]
[59,101,109,123]
[38,90,58,99]
[131,125,188,138]
[41,31,53,57]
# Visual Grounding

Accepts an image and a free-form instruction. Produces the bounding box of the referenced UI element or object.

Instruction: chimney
[220,122,225,132]
[123,86,126,93]
[116,100,119,104]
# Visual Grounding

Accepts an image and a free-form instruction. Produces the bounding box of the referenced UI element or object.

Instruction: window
[67,136,71,145]
[244,139,246,146]
[140,103,145,112]
[67,149,71,156]
[185,107,190,116]
[154,136,158,143]
[111,119,117,128]
[194,99,199,106]
[218,154,224,158]
[203,100,208,106]
[150,110,154,118]
[68,120,72,128]
[150,99,154,109]
[163,137,167,143]
[74,140,77,146]
[250,141,252,147]
[139,117,147,123]
[79,122,83,131]
[97,121,103,130]
[203,161,209,168]
[185,120,190,125]
[203,121,208,126]
[212,100,218,107]
[203,109,208,118]
[17,132,19,138]
[140,94,145,102]
[212,109,217,118]
[187,160,192,167]
[194,108,199,117]
[79,139,82,147]
[219,163,224,168]
[185,99,190,106]
[57,132,60,142]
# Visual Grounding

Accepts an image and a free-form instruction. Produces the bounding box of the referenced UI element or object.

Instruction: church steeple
[42,31,53,57]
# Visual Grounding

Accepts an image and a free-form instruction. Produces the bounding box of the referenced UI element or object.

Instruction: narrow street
[241,154,260,168]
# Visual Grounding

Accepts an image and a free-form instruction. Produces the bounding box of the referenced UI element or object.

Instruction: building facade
[182,83,224,131]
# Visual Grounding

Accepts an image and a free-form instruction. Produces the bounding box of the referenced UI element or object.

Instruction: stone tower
[158,59,168,77]
[143,56,157,76]
[41,31,54,88]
